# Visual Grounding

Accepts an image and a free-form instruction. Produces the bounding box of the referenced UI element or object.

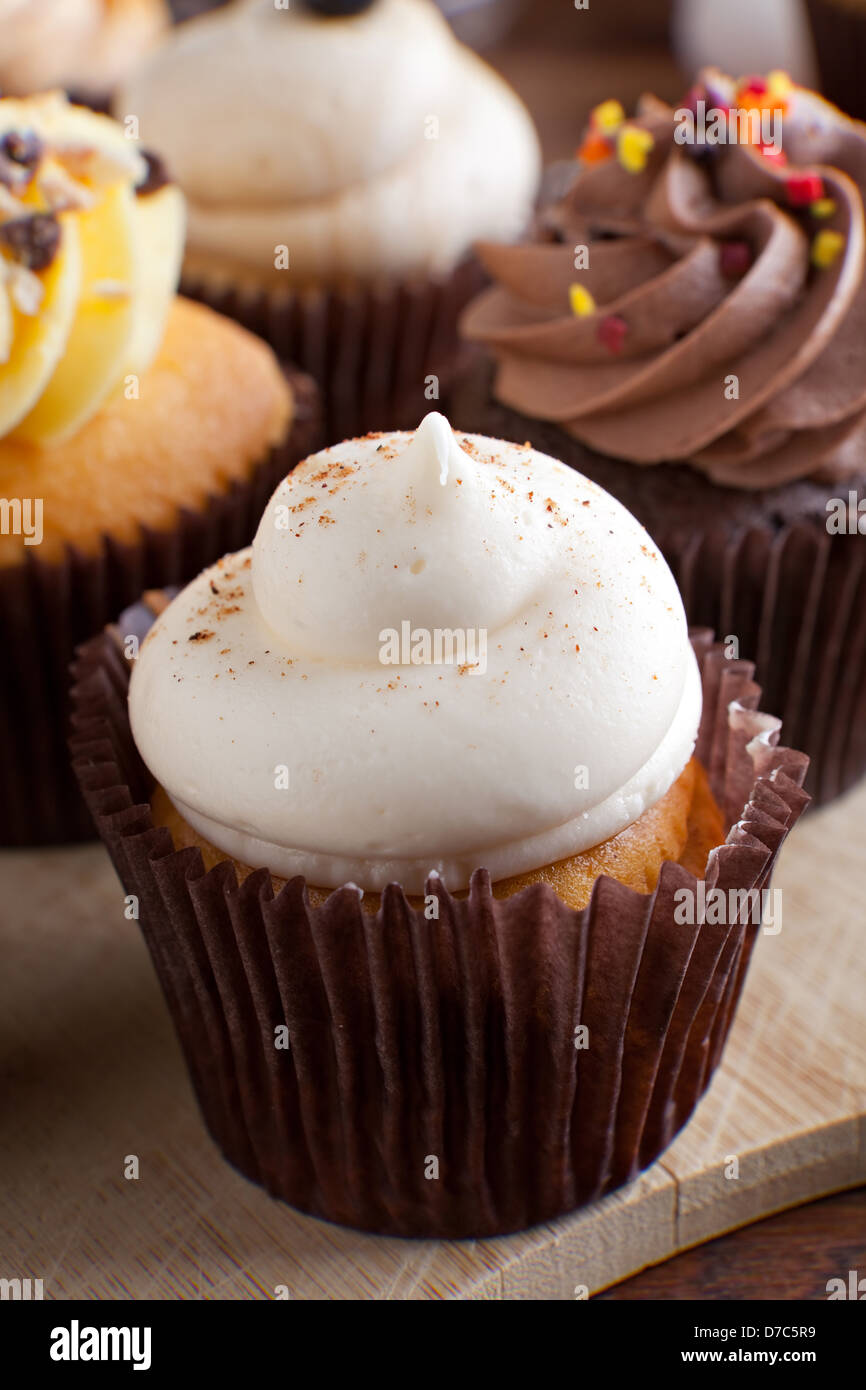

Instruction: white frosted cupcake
[72,414,808,1237]
[115,0,542,436]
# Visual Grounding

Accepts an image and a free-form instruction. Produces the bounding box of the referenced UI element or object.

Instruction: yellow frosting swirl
[0,92,185,444]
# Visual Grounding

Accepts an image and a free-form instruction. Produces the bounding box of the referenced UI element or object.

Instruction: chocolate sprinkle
[136,149,171,197]
[0,212,61,271]
[1,129,43,169]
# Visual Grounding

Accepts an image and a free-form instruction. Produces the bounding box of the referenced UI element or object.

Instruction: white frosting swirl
[0,0,167,97]
[116,0,541,281]
[129,415,701,893]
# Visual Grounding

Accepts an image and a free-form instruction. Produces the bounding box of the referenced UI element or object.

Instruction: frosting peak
[253,413,562,661]
[130,417,701,893]
[463,69,866,489]
[414,410,459,487]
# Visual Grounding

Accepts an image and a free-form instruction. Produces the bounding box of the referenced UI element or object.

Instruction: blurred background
[484,0,822,160]
[458,0,836,162]
[170,0,854,160]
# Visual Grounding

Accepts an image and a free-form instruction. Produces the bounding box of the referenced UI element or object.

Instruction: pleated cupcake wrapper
[181,257,486,445]
[68,618,808,1238]
[0,370,319,847]
[658,519,866,807]
[806,0,866,123]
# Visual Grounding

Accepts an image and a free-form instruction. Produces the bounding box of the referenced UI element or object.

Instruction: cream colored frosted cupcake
[130,413,718,905]
[72,411,808,1237]
[115,0,542,436]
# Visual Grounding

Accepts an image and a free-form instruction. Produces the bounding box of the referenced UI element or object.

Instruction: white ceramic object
[672,0,817,85]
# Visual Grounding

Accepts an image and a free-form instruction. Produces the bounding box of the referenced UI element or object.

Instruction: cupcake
[70,412,808,1238]
[806,0,866,121]
[0,93,319,845]
[458,69,866,805]
[0,1,169,107]
[115,0,541,441]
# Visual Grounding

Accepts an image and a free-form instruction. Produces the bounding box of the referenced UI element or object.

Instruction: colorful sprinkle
[767,70,793,98]
[577,130,613,165]
[810,197,837,218]
[811,229,845,268]
[734,69,789,136]
[787,172,825,206]
[591,99,625,135]
[617,125,655,174]
[0,212,61,271]
[741,76,768,95]
[719,240,753,278]
[597,314,627,353]
[569,283,596,317]
[736,78,787,117]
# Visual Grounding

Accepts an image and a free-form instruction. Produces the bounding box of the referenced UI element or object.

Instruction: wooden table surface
[598,1187,866,1300]
[1,769,863,1301]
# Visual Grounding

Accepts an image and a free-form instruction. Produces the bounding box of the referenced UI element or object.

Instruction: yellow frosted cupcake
[0,93,318,844]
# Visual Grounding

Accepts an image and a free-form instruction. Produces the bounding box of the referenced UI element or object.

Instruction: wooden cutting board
[1,781,864,1301]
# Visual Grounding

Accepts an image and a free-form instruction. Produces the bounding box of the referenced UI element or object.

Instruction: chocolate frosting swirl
[463,71,866,488]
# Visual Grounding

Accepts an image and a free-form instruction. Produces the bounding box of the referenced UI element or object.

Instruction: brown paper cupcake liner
[69,613,808,1238]
[666,520,866,808]
[0,369,319,847]
[181,258,486,445]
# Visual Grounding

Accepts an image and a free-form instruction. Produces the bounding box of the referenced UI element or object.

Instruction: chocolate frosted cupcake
[0,93,318,844]
[115,0,541,440]
[0,0,168,107]
[71,413,807,1237]
[459,69,866,804]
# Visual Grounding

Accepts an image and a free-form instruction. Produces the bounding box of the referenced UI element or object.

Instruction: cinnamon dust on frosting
[130,414,701,893]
